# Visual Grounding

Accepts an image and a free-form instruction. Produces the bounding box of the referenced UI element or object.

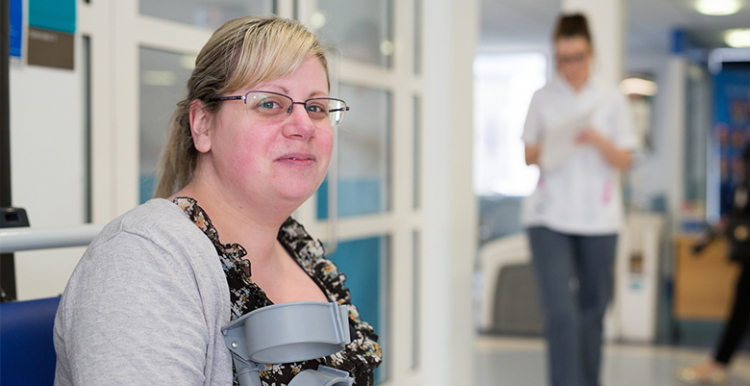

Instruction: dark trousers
[714,262,750,364]
[527,227,617,386]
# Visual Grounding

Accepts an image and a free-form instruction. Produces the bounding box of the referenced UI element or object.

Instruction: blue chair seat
[0,296,61,386]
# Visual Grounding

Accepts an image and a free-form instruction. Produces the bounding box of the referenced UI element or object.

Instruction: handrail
[0,224,103,253]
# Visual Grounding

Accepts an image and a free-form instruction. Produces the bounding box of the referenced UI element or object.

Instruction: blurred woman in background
[521,13,636,386]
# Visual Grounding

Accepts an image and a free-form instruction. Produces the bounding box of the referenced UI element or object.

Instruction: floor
[475,336,750,386]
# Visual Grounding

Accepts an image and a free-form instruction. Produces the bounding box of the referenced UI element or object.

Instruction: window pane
[327,235,390,383]
[139,0,274,29]
[413,95,421,209]
[411,230,420,370]
[315,0,392,68]
[83,35,92,223]
[684,65,707,203]
[317,84,392,218]
[473,53,546,197]
[139,47,194,203]
[414,0,422,74]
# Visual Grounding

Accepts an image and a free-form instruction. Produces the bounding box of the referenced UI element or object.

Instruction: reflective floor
[476,337,750,386]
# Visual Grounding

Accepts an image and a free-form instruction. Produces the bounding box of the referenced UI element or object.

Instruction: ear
[189,99,212,153]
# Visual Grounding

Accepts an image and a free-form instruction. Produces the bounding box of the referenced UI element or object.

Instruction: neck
[173,173,296,266]
[567,77,587,92]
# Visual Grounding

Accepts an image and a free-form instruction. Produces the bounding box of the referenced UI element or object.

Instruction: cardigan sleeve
[54,224,229,386]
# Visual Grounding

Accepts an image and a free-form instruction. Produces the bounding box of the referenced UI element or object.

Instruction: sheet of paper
[539,112,592,172]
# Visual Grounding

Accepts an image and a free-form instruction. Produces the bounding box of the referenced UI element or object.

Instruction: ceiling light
[380,40,394,56]
[180,55,197,70]
[726,29,750,47]
[311,12,327,29]
[142,71,176,86]
[619,78,658,96]
[696,0,741,15]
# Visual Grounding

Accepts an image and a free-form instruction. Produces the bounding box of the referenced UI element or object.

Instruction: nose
[282,102,316,139]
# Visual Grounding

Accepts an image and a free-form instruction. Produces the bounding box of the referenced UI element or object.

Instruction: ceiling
[480,0,750,56]
[479,0,560,51]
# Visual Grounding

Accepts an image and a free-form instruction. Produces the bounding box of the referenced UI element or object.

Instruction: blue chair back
[0,296,61,386]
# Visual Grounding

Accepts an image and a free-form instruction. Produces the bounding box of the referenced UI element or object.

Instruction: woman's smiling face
[194,56,334,209]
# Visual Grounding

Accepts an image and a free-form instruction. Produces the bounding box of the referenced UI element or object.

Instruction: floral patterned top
[173,197,382,386]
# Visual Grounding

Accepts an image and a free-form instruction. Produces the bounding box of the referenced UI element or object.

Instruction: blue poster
[9,0,22,59]
[713,65,750,215]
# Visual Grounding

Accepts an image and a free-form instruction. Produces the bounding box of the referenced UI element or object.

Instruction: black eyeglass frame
[208,90,350,127]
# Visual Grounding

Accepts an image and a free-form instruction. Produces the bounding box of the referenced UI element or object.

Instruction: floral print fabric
[173,197,382,386]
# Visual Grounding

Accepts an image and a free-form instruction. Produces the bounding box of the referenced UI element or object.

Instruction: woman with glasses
[521,13,635,386]
[53,16,381,386]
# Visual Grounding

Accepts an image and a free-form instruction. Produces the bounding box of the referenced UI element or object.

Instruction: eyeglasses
[556,52,588,66]
[209,90,350,128]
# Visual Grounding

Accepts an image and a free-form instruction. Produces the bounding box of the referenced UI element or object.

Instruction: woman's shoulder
[55,200,232,386]
[527,82,562,108]
[531,81,555,98]
[87,198,213,261]
[102,198,195,235]
[63,199,224,306]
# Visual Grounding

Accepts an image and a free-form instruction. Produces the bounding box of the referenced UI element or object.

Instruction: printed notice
[539,112,592,172]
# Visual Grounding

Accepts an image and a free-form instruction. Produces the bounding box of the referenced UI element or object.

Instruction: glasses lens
[557,53,586,65]
[327,99,348,126]
[305,99,330,123]
[245,92,291,120]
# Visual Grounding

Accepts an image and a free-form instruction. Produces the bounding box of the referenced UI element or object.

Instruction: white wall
[422,0,479,385]
[626,53,687,231]
[9,43,88,300]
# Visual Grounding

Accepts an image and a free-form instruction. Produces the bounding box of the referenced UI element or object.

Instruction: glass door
[294,1,424,384]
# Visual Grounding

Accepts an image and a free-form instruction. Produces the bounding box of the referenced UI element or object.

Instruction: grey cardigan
[53,199,233,386]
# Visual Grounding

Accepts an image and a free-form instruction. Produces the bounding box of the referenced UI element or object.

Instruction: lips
[277,153,315,161]
[276,152,316,166]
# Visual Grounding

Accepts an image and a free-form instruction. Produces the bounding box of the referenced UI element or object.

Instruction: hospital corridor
[475,337,750,385]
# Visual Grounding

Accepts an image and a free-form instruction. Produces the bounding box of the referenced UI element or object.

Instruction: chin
[275,182,319,204]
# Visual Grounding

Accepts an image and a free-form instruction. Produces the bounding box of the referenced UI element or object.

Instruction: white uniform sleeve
[521,91,543,146]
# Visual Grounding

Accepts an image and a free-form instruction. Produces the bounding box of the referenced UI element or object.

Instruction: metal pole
[0,0,17,300]
[0,225,104,254]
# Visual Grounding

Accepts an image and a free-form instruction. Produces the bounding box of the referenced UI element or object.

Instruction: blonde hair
[154,16,329,198]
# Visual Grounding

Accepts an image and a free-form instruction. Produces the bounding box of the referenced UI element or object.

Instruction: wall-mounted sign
[27,0,76,70]
[29,0,76,34]
[9,0,22,61]
[27,27,73,70]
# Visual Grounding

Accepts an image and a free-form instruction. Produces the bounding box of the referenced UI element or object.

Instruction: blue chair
[0,296,61,386]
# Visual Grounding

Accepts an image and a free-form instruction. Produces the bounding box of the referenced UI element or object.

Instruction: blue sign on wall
[712,65,750,215]
[9,0,22,59]
[29,0,76,34]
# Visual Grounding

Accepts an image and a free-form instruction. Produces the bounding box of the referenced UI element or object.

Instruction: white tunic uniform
[520,77,636,235]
